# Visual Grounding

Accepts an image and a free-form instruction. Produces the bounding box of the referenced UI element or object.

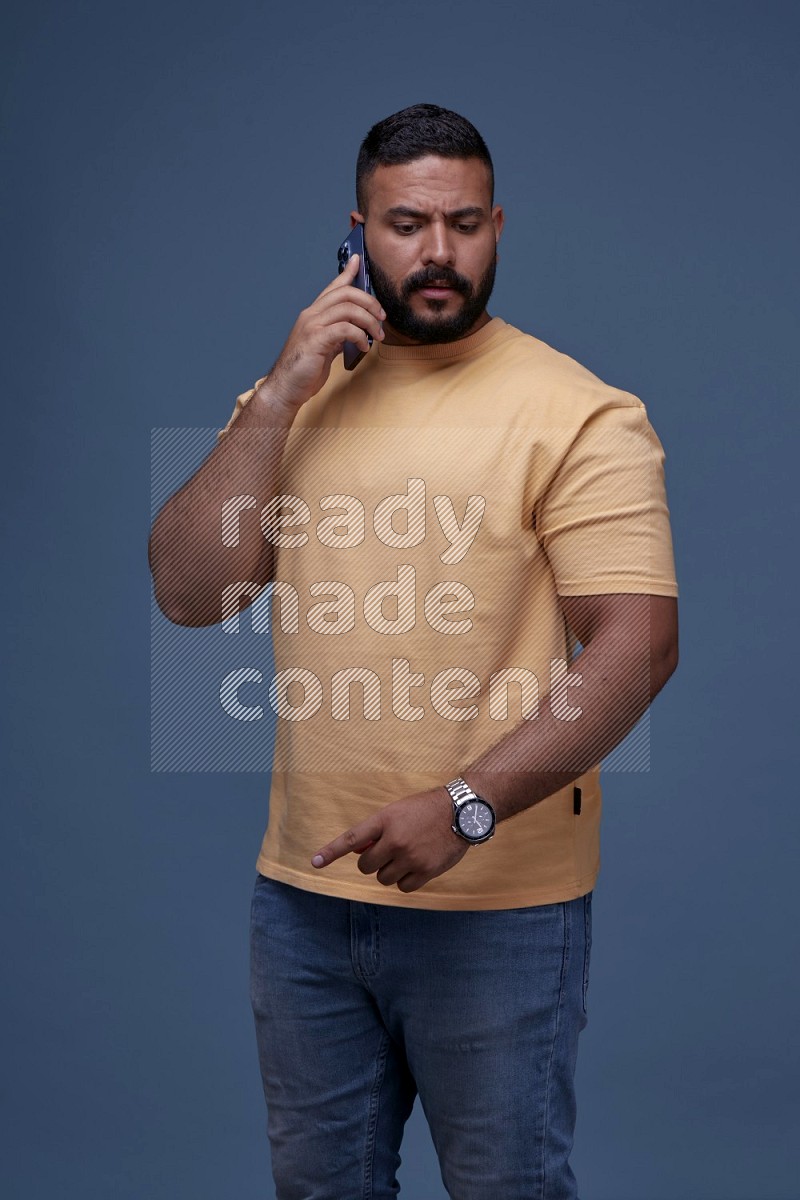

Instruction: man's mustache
[403,271,471,296]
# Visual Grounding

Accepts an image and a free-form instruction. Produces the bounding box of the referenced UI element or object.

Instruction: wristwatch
[444,777,496,845]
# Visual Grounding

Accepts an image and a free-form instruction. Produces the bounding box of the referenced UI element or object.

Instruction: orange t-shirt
[218,317,678,909]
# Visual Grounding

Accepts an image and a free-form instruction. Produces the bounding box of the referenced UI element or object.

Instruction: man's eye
[394,224,419,234]
[456,224,478,233]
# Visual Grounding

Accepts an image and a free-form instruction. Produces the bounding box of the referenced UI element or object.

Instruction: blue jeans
[249,874,592,1200]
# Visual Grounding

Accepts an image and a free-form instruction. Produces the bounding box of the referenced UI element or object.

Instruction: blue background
[3,1,798,1196]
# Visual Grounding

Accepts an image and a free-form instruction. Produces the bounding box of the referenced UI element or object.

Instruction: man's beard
[365,249,498,344]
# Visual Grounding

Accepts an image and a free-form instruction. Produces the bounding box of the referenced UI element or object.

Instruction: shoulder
[489,320,646,424]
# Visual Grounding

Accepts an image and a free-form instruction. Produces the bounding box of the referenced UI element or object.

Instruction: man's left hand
[310,788,470,893]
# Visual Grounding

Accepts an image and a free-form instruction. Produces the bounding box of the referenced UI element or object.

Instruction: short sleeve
[533,402,679,597]
[216,374,269,441]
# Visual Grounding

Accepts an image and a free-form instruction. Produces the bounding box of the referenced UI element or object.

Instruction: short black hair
[355,103,494,215]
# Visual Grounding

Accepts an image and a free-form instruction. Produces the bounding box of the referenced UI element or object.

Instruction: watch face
[457,800,494,840]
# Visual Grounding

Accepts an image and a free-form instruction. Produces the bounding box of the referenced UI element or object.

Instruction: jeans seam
[540,901,569,1200]
[582,893,592,1015]
[362,1028,391,1200]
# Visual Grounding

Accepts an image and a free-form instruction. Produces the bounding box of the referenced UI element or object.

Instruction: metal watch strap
[445,776,478,808]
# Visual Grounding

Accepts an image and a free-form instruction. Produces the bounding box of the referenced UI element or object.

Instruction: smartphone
[337,223,373,371]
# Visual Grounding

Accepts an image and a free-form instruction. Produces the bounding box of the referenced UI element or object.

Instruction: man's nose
[420,222,455,267]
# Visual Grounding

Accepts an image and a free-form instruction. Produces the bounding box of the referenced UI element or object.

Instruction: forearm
[463,628,677,823]
[148,381,296,626]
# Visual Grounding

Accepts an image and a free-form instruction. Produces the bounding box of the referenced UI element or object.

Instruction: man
[149,104,679,1199]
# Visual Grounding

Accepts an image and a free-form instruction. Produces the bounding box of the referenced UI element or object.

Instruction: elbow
[650,637,679,699]
[648,595,679,699]
[150,578,221,627]
[149,536,216,628]
[150,571,193,626]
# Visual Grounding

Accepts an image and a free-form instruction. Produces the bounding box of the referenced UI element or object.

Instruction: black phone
[337,223,373,371]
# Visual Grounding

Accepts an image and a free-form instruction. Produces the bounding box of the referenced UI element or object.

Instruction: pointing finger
[311,824,380,868]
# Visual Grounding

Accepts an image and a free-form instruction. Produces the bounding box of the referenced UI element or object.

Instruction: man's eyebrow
[383,205,487,220]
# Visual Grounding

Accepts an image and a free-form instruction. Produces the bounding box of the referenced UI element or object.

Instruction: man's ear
[492,204,505,246]
[350,210,365,229]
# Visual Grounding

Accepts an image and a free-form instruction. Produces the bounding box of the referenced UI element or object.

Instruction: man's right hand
[148,254,386,626]
[265,253,386,412]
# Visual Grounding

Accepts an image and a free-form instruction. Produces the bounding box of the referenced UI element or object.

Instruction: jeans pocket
[582,891,593,1014]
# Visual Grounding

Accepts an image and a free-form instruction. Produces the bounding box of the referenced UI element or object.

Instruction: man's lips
[417,284,459,298]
